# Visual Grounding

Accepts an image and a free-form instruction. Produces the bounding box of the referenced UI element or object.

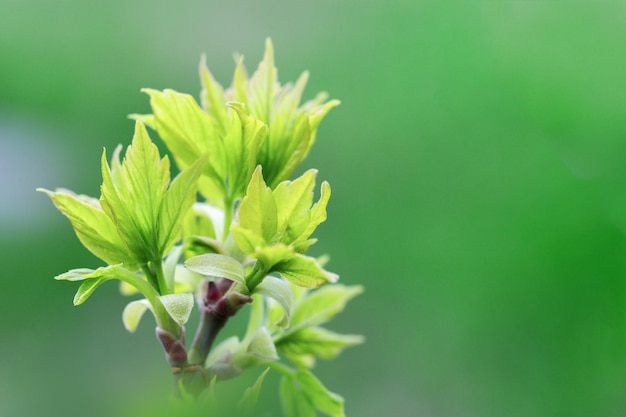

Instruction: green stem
[268,361,295,378]
[153,260,170,295]
[141,264,159,291]
[245,262,269,292]
[222,196,234,243]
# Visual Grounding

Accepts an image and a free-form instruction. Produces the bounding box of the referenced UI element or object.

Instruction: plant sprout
[40,39,362,416]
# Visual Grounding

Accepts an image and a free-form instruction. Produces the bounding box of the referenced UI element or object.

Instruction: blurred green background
[1,1,624,416]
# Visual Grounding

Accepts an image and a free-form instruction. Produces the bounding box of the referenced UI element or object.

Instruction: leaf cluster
[40,39,361,417]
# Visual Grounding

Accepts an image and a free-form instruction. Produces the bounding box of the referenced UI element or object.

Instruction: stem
[187,309,228,365]
[153,260,170,294]
[245,262,269,292]
[141,264,159,291]
[222,197,234,243]
[268,361,295,378]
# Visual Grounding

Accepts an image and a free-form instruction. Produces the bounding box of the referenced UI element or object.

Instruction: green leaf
[255,276,294,327]
[247,38,277,125]
[73,278,108,306]
[223,103,268,200]
[246,327,279,362]
[252,244,295,267]
[294,180,331,248]
[199,55,229,133]
[278,327,364,366]
[99,121,170,264]
[237,166,277,243]
[37,188,133,266]
[143,88,226,200]
[61,264,158,306]
[294,369,345,417]
[238,368,270,415]
[160,154,208,254]
[122,299,153,333]
[279,376,316,417]
[274,254,338,288]
[128,113,156,129]
[273,169,317,243]
[290,285,363,331]
[184,254,245,285]
[158,293,194,325]
[231,225,266,255]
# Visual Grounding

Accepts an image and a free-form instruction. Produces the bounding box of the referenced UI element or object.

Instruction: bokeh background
[1,1,624,416]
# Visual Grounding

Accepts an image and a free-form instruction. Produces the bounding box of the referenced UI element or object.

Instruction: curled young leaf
[255,276,294,327]
[158,293,194,325]
[185,254,246,285]
[122,299,153,333]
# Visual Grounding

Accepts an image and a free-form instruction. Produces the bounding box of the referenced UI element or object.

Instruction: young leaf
[273,169,317,243]
[160,154,208,254]
[294,369,345,417]
[238,368,270,415]
[99,121,170,264]
[184,254,245,285]
[37,189,134,267]
[279,376,316,417]
[247,38,277,125]
[231,225,266,255]
[274,254,338,288]
[237,166,277,243]
[122,299,153,333]
[223,103,268,200]
[255,276,294,327]
[277,327,364,366]
[246,327,279,363]
[199,55,229,133]
[73,278,108,306]
[290,285,363,331]
[142,88,227,200]
[158,293,194,325]
[252,244,295,267]
[293,180,331,248]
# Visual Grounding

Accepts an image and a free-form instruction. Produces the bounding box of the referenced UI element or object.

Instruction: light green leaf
[274,254,338,288]
[158,293,194,325]
[252,244,295,267]
[295,369,345,417]
[246,327,279,362]
[128,113,156,129]
[122,299,153,333]
[290,285,363,331]
[247,38,277,125]
[184,254,245,285]
[294,180,331,247]
[231,225,265,255]
[237,166,277,242]
[99,121,170,264]
[279,376,316,417]
[238,368,270,415]
[73,278,108,306]
[37,188,133,266]
[273,169,317,243]
[199,55,229,133]
[143,88,226,200]
[223,103,268,199]
[160,154,208,253]
[255,276,294,327]
[278,327,364,366]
